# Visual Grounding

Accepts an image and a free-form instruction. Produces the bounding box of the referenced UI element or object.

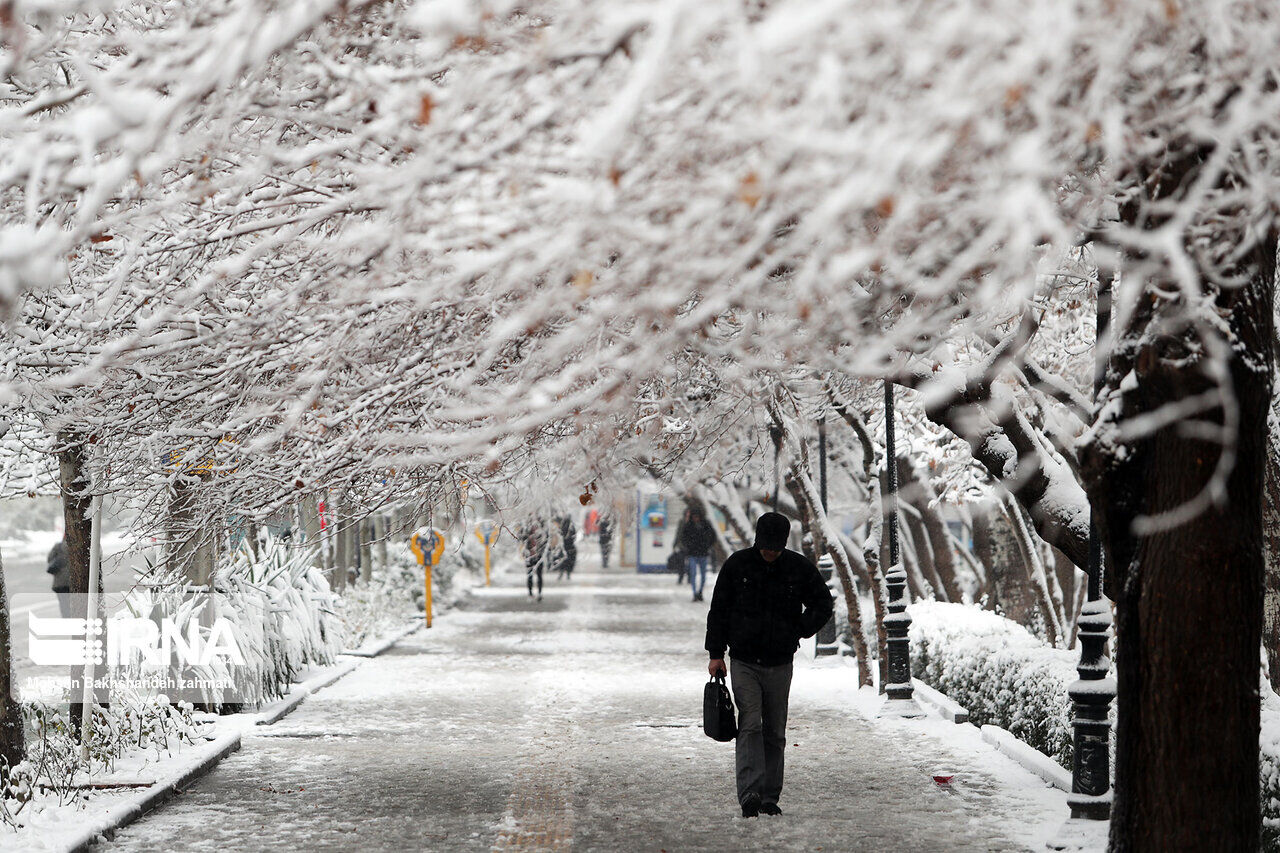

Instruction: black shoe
[761,803,781,816]
[741,793,761,818]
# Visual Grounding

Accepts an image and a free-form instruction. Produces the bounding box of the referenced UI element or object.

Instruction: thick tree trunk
[1085,218,1274,848]
[1263,405,1280,691]
[973,498,1043,630]
[166,475,215,586]
[0,547,24,769]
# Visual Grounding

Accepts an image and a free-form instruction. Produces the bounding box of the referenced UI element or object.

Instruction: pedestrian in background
[679,504,716,602]
[671,508,690,584]
[705,512,834,818]
[520,519,550,602]
[47,539,71,618]
[598,515,613,568]
[556,514,577,579]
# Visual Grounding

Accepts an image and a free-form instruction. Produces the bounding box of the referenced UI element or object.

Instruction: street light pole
[770,424,781,514]
[818,417,828,512]
[1067,275,1115,821]
[879,380,923,717]
[815,417,839,656]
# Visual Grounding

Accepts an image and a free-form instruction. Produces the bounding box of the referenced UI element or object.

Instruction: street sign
[475,521,498,586]
[409,528,445,627]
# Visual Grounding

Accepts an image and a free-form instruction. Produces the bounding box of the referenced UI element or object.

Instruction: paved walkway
[103,558,1067,852]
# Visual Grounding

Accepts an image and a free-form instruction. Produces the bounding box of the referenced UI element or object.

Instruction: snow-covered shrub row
[1260,685,1280,848]
[908,600,1078,767]
[1,697,204,829]
[118,536,343,711]
[341,547,424,650]
[215,538,344,706]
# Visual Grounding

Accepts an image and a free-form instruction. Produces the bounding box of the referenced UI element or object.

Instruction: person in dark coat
[520,519,551,601]
[671,509,690,584]
[555,514,577,579]
[47,539,72,618]
[598,516,613,568]
[705,512,834,818]
[679,504,716,602]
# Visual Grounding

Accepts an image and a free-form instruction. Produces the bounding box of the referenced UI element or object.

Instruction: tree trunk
[973,498,1042,630]
[0,547,24,770]
[166,475,215,586]
[1263,404,1280,691]
[899,456,966,603]
[1084,191,1274,848]
[57,433,92,735]
[1002,494,1062,647]
[301,495,322,569]
[898,483,949,600]
[376,515,390,568]
[360,518,374,584]
[331,495,349,592]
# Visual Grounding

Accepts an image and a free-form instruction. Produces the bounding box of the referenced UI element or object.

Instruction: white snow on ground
[97,555,1070,852]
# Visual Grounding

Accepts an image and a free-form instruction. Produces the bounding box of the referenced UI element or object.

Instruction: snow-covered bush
[1,697,205,829]
[340,552,423,650]
[214,538,344,706]
[114,536,343,712]
[1260,685,1280,849]
[909,600,1078,767]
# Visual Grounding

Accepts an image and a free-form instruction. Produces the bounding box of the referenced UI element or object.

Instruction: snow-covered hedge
[912,600,1280,846]
[2,697,205,829]
[117,536,343,711]
[908,600,1079,767]
[1260,686,1280,848]
[214,538,344,706]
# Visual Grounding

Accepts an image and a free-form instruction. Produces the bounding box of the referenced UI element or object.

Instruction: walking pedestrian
[598,516,613,568]
[47,539,71,618]
[556,514,577,579]
[704,512,834,818]
[672,509,689,584]
[679,504,716,602]
[520,519,550,601]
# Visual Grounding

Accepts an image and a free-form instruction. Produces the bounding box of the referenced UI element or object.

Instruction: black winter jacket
[679,517,716,557]
[705,547,834,666]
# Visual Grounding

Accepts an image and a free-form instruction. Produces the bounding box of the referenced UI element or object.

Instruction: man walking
[705,512,834,818]
[679,504,716,602]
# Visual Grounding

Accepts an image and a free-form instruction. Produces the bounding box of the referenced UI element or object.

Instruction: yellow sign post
[475,520,499,586]
[410,528,446,627]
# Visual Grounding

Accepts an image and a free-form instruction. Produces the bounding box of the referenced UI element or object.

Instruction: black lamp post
[815,417,839,655]
[1067,276,1115,820]
[880,380,923,716]
[770,424,781,514]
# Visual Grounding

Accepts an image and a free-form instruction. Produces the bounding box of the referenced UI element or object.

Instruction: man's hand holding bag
[703,674,737,742]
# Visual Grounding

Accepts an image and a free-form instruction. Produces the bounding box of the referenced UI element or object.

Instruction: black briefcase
[703,675,737,741]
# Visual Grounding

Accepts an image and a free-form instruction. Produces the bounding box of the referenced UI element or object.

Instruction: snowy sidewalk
[99,561,1067,852]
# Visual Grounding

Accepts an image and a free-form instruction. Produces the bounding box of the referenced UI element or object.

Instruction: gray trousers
[730,658,793,806]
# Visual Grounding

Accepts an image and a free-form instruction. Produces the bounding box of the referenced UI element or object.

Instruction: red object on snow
[933,775,954,785]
